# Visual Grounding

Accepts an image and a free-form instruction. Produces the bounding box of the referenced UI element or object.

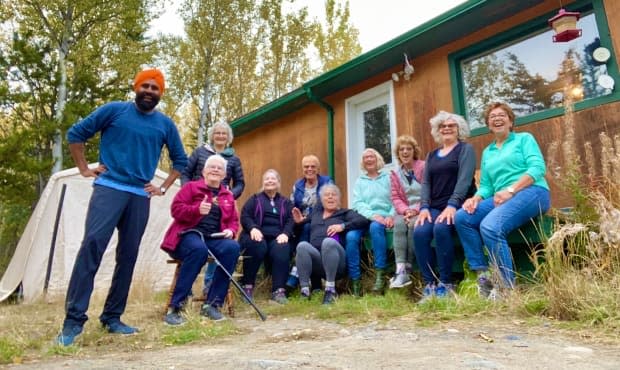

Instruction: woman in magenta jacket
[161,154,240,325]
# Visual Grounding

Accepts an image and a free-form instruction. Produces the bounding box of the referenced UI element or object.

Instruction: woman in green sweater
[455,102,550,298]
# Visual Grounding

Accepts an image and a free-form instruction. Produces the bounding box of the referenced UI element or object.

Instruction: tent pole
[44,183,67,293]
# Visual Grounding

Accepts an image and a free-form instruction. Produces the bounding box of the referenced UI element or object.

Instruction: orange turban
[133,68,165,94]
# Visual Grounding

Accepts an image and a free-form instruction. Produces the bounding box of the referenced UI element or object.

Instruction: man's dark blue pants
[63,185,150,329]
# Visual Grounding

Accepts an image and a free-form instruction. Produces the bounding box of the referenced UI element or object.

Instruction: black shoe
[322,290,337,305]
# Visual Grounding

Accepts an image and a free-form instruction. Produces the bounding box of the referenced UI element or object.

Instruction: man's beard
[135,92,160,111]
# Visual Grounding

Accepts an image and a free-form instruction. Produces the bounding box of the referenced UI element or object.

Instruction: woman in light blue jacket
[345,148,394,295]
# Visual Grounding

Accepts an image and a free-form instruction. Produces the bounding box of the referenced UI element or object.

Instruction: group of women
[161,101,550,325]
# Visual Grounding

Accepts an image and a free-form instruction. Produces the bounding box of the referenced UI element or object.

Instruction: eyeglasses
[489,113,508,119]
[439,123,457,130]
[398,146,413,152]
[206,165,224,170]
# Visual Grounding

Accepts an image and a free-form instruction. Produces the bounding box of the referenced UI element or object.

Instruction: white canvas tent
[0,165,179,303]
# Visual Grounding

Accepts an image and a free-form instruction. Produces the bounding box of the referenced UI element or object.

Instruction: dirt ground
[6,314,620,369]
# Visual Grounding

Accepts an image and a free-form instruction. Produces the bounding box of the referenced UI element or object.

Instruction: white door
[345,81,397,206]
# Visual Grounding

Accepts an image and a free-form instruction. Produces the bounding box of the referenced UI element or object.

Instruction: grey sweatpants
[295,238,346,288]
[393,214,415,265]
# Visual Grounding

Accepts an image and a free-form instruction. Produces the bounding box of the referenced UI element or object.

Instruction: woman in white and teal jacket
[345,148,395,296]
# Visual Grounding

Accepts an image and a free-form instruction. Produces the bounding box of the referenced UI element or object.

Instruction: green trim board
[449,0,620,135]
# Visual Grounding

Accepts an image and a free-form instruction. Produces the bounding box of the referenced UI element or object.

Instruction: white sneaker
[389,273,412,289]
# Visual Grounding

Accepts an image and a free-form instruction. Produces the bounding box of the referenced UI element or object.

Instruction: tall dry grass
[541,98,620,325]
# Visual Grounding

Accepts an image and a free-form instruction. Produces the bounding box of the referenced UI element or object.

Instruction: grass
[1,266,620,366]
[3,99,620,365]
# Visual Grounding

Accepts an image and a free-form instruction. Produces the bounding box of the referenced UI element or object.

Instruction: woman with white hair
[181,121,245,198]
[292,184,369,304]
[161,155,240,325]
[413,111,476,302]
[345,148,394,296]
[181,121,245,297]
[239,169,294,304]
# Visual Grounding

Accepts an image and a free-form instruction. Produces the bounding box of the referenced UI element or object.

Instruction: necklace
[269,198,277,214]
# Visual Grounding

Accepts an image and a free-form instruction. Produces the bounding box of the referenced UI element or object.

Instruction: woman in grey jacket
[181,122,245,199]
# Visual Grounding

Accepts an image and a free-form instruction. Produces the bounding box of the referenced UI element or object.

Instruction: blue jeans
[455,185,550,287]
[412,208,455,285]
[345,221,388,280]
[239,233,292,292]
[171,231,240,307]
[168,233,209,309]
[63,185,150,328]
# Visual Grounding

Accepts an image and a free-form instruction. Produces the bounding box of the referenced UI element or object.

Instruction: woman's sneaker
[477,275,494,299]
[286,274,299,289]
[418,283,436,303]
[200,303,225,321]
[322,289,337,305]
[300,287,311,299]
[271,288,288,304]
[163,308,186,326]
[389,273,412,289]
[435,283,455,298]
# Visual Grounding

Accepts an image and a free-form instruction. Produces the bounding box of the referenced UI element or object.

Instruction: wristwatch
[160,186,167,195]
[507,186,515,195]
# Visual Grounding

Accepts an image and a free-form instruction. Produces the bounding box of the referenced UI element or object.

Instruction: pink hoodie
[389,159,425,215]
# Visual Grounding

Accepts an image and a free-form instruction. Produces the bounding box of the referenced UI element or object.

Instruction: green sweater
[476,132,548,200]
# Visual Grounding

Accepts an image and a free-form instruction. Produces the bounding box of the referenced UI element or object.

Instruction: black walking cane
[208,233,267,321]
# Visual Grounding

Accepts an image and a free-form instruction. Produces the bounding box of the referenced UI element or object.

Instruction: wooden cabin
[230,0,620,209]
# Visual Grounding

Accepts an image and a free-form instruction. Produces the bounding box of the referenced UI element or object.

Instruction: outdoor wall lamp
[548,8,581,42]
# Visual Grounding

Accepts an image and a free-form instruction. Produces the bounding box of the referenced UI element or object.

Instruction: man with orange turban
[56,67,187,346]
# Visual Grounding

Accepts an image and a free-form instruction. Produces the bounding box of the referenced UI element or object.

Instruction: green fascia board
[231,0,546,136]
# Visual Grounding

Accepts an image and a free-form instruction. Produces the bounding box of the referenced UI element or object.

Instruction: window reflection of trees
[363,104,392,164]
[461,13,610,129]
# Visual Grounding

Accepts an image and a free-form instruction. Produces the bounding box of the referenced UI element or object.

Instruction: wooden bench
[165,257,242,317]
[362,215,554,277]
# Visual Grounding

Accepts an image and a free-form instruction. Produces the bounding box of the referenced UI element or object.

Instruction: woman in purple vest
[239,169,294,304]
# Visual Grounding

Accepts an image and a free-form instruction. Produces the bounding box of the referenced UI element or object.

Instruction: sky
[149,0,467,52]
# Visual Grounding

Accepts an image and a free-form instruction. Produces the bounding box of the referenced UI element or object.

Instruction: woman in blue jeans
[413,111,476,302]
[161,155,240,325]
[455,102,550,299]
[346,148,394,295]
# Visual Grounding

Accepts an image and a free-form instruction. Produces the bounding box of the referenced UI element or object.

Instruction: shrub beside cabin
[230,0,620,209]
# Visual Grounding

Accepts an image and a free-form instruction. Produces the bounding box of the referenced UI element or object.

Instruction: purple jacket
[161,180,239,253]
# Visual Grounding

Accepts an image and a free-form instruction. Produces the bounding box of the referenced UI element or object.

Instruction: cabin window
[450,0,619,133]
